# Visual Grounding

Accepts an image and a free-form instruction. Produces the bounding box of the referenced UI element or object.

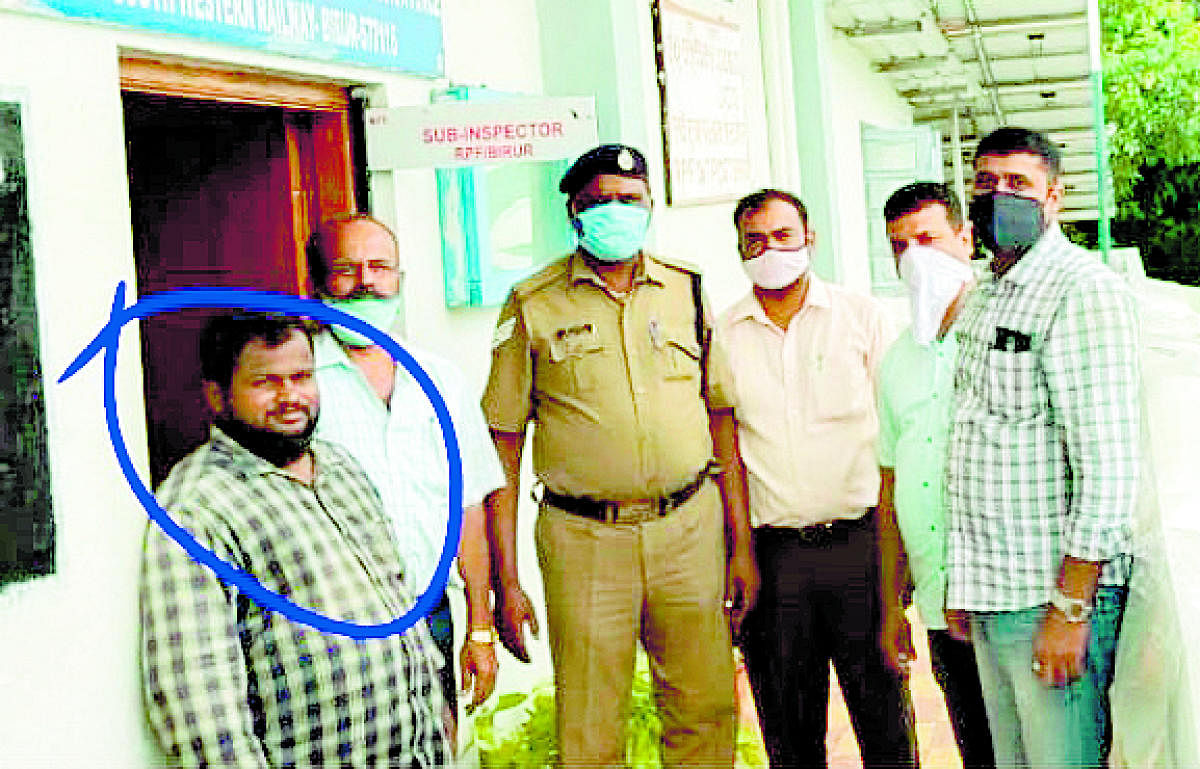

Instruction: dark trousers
[742,521,918,769]
[928,630,995,769]
[426,590,457,718]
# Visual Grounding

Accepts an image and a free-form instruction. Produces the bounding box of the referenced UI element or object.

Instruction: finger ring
[1032,660,1043,673]
[724,599,735,609]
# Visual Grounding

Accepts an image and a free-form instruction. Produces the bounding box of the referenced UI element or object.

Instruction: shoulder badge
[492,317,517,349]
[650,252,702,276]
[512,255,571,298]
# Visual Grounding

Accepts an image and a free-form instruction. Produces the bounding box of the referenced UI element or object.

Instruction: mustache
[269,403,316,420]
[337,286,389,301]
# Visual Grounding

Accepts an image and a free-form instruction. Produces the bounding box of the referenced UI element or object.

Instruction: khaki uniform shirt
[716,276,888,527]
[483,251,732,500]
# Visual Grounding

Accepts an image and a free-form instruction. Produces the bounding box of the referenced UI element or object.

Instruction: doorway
[122,58,359,483]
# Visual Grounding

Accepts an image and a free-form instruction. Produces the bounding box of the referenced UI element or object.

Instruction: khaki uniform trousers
[535,480,736,768]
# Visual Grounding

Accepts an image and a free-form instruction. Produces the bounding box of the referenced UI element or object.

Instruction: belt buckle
[615,500,656,524]
[797,522,834,546]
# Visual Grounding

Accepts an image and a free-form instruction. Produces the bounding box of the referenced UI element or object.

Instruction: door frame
[120,51,358,294]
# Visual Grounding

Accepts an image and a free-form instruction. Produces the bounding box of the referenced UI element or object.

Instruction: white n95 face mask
[898,245,974,346]
[742,247,810,290]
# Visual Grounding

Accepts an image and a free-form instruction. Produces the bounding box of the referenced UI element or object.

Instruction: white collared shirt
[313,331,505,592]
[716,275,889,527]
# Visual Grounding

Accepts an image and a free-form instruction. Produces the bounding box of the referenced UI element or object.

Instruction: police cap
[559,143,649,198]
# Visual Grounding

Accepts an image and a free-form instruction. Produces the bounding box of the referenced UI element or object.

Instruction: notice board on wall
[653,0,753,206]
[0,98,55,587]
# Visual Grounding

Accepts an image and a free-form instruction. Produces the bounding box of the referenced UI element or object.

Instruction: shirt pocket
[983,348,1042,421]
[544,329,608,396]
[661,334,702,382]
[811,350,871,422]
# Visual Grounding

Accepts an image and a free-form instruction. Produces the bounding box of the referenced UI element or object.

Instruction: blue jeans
[969,586,1127,768]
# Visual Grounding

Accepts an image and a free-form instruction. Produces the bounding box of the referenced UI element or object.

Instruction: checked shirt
[141,427,447,768]
[946,226,1140,612]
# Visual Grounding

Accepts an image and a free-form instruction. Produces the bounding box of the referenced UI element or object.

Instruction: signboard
[363,96,597,169]
[654,0,753,205]
[22,0,443,75]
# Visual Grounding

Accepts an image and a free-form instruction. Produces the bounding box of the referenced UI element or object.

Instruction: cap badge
[617,149,635,171]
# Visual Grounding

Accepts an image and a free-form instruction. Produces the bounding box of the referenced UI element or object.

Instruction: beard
[216,409,318,468]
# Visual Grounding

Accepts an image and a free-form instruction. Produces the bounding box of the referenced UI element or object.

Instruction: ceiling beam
[876,49,1090,75]
[915,103,1093,120]
[994,77,1090,95]
[900,78,1090,103]
[836,20,923,39]
[941,13,1088,37]
[876,55,962,75]
[939,126,1097,141]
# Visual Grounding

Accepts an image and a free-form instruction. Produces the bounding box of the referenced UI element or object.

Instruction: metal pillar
[1087,0,1113,262]
[951,100,968,211]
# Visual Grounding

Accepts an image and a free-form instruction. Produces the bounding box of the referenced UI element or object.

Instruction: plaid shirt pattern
[141,427,447,767]
[947,226,1140,612]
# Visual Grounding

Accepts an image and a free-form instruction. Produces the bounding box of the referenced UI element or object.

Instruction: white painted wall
[0,2,547,763]
[0,0,925,763]
[0,13,159,767]
[826,32,913,300]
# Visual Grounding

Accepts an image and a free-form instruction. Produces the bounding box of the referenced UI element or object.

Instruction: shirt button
[922,482,929,488]
[931,394,938,400]
[930,526,937,532]
[927,438,933,444]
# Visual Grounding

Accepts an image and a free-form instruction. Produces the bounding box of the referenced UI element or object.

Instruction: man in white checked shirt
[947,127,1140,768]
[307,214,505,736]
[141,312,447,768]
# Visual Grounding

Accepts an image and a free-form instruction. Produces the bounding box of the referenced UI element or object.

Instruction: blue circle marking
[59,283,462,640]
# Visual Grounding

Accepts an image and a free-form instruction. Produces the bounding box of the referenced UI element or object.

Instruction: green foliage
[1101,0,1200,285]
[1113,161,1200,285]
[467,654,768,769]
[1102,0,1200,215]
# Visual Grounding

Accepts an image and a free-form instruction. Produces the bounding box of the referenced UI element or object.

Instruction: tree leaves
[1102,0,1200,284]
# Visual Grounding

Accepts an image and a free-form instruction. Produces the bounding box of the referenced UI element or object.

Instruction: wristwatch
[468,626,499,645]
[1049,589,1093,623]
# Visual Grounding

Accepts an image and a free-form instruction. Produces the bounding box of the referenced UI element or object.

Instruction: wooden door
[122,62,355,484]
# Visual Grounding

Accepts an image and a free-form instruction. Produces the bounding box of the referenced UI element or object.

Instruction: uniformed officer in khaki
[483,144,758,767]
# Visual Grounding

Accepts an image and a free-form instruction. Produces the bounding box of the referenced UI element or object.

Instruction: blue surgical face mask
[322,293,402,348]
[572,202,651,263]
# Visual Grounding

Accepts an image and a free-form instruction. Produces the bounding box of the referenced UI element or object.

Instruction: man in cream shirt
[717,189,916,768]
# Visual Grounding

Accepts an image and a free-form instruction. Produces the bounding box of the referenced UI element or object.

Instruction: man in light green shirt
[877,182,994,768]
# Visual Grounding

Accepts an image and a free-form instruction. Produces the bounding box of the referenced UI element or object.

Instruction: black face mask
[969,191,1046,258]
[216,413,317,468]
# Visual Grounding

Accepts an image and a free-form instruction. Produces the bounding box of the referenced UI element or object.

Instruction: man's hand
[460,638,498,714]
[1033,607,1090,687]
[724,547,759,638]
[494,583,539,663]
[880,606,916,675]
[945,609,972,642]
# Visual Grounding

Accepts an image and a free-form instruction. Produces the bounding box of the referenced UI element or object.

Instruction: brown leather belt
[541,466,713,524]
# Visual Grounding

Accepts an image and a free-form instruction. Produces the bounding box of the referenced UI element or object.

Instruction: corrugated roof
[831,0,1103,221]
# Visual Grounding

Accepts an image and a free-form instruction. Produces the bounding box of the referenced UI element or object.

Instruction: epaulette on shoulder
[650,253,702,276]
[512,256,571,298]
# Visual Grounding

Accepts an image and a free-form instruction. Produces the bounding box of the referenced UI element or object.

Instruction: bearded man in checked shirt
[141,312,447,768]
[946,127,1140,768]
